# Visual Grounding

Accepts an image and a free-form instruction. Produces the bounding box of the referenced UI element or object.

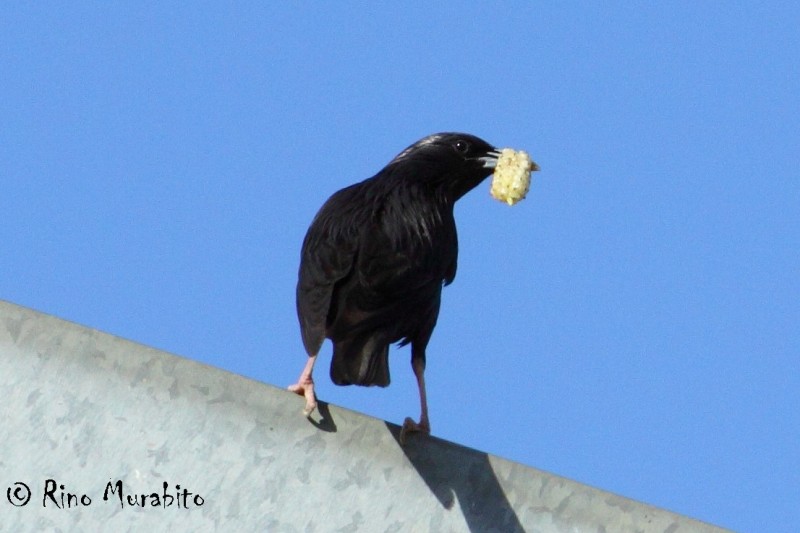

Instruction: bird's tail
[330,334,390,387]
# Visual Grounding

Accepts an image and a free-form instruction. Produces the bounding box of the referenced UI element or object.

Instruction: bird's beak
[478,150,503,169]
[530,161,541,172]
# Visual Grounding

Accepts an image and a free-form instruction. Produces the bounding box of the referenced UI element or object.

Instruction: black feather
[296,133,497,387]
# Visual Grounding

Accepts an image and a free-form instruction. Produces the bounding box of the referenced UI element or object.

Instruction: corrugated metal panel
[0,300,729,532]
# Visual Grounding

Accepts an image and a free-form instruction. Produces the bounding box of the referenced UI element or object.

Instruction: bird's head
[388,132,502,201]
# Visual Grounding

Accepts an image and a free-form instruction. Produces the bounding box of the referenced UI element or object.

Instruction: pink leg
[288,355,318,417]
[400,356,430,444]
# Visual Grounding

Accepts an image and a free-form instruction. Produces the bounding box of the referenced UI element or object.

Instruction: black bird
[289,132,503,442]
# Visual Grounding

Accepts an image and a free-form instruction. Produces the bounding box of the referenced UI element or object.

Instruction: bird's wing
[296,184,362,355]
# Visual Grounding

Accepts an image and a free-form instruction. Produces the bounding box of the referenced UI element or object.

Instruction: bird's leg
[288,355,318,417]
[400,353,430,445]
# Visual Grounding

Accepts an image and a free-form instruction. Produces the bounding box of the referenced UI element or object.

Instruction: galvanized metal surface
[0,300,729,532]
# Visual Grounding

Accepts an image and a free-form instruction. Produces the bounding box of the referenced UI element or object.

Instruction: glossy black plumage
[296,133,498,388]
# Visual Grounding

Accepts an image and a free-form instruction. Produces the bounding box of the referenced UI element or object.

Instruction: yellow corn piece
[490,148,538,206]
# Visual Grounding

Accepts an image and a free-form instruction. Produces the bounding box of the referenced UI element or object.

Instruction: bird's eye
[454,140,470,154]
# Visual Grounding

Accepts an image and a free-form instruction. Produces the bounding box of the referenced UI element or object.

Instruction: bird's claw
[288,382,317,418]
[302,403,316,417]
[399,416,430,445]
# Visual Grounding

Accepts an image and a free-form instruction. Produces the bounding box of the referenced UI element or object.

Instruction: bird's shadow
[305,400,337,432]
[385,422,525,533]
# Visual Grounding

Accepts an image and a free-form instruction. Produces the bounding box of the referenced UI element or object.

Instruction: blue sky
[2,3,798,531]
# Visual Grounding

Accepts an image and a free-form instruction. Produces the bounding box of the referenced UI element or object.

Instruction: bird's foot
[399,416,430,445]
[287,377,317,417]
